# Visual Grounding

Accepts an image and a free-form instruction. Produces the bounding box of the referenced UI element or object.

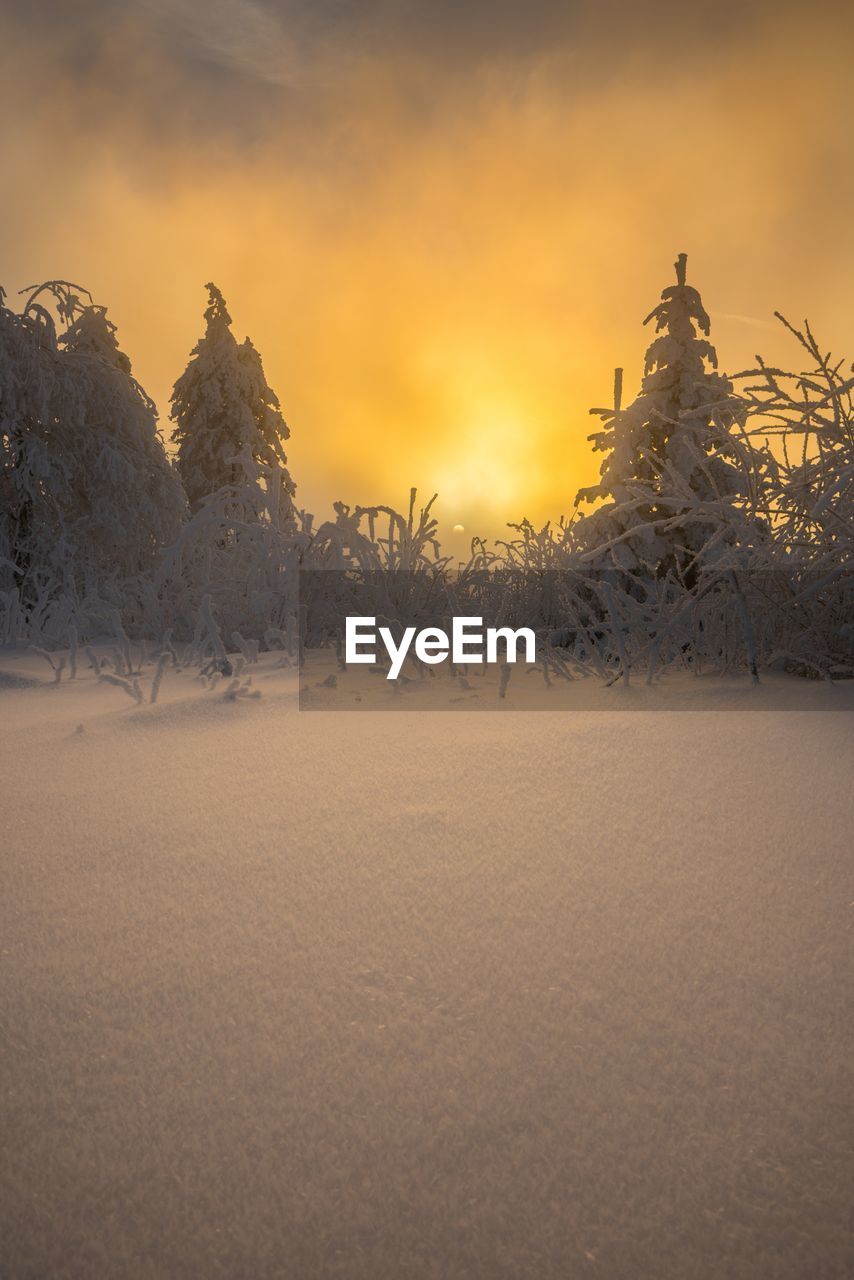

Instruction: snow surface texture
[1,651,853,1279]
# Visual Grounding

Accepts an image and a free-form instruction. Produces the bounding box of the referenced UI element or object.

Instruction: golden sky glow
[2,2,853,543]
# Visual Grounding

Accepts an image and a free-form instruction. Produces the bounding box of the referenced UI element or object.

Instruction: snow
[2,651,852,1277]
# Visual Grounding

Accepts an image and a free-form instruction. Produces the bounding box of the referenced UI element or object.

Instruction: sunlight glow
[433,412,543,515]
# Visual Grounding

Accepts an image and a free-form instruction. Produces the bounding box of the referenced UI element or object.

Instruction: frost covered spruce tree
[0,281,185,613]
[574,254,757,578]
[171,284,295,526]
[158,285,301,640]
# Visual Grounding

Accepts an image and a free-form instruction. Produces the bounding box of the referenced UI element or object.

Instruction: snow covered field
[1,651,852,1278]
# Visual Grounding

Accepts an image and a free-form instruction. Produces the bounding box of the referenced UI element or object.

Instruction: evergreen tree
[574,254,754,576]
[0,281,185,598]
[171,284,295,525]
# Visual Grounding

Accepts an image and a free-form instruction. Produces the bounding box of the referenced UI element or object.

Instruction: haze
[2,0,852,540]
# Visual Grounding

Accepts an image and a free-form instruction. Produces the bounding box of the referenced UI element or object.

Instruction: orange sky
[2,1,853,545]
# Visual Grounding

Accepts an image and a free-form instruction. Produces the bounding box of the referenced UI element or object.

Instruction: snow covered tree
[574,254,757,577]
[171,284,295,526]
[0,281,186,607]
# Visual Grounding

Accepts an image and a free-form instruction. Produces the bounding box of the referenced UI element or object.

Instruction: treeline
[0,260,851,679]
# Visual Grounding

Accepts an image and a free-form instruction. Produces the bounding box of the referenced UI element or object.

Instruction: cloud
[136,0,305,87]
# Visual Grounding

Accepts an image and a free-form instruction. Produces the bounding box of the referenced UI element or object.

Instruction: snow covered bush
[738,316,853,558]
[152,488,310,643]
[298,490,452,652]
[734,316,854,676]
